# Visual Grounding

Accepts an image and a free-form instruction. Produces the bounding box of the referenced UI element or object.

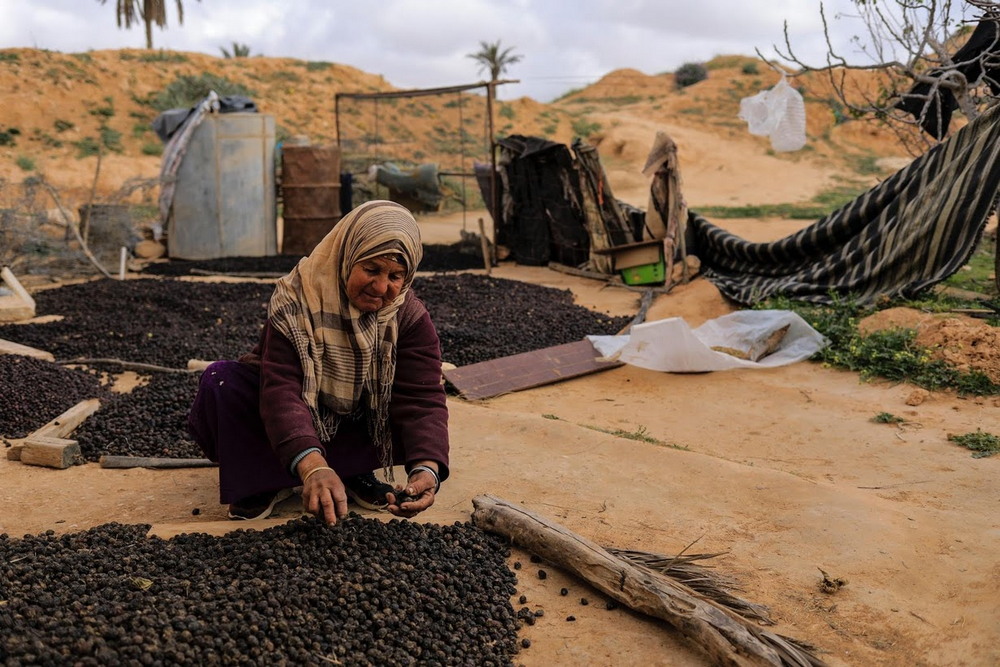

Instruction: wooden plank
[0,296,35,323]
[443,339,622,401]
[99,455,216,469]
[20,436,81,469]
[32,398,102,439]
[0,337,55,361]
[7,396,101,461]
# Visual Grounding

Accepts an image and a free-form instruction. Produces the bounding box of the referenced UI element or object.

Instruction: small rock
[905,388,930,406]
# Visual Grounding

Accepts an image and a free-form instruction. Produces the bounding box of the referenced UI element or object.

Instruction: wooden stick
[58,357,196,374]
[471,495,824,667]
[39,179,113,279]
[99,455,217,469]
[477,217,492,276]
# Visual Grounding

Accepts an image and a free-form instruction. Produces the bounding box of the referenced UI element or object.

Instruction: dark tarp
[491,135,639,268]
[896,19,1000,139]
[372,162,442,212]
[153,95,258,143]
[689,101,1000,305]
[495,136,589,266]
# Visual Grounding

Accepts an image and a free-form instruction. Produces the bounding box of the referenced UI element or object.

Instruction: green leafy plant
[871,412,905,424]
[53,119,74,132]
[15,156,35,172]
[948,430,1000,458]
[141,142,164,156]
[759,294,1000,396]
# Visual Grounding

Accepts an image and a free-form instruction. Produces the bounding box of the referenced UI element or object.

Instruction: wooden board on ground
[443,339,622,401]
[99,456,216,469]
[0,337,55,361]
[7,398,101,462]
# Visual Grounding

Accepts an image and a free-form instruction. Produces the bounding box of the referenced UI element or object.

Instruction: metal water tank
[281,144,341,256]
[167,113,277,259]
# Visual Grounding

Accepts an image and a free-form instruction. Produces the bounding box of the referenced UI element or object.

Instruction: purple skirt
[188,360,400,504]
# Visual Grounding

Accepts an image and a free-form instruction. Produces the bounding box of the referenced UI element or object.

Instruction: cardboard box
[595,240,666,286]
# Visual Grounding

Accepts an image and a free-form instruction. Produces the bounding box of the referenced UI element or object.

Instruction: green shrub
[0,127,20,146]
[571,118,601,137]
[99,126,124,153]
[675,62,708,89]
[53,119,74,132]
[73,136,101,158]
[15,156,35,171]
[305,61,332,72]
[948,431,1000,458]
[136,51,188,63]
[498,105,515,119]
[141,142,164,156]
[151,73,255,111]
[742,62,759,75]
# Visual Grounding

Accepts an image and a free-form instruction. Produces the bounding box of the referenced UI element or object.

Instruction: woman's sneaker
[343,472,393,510]
[227,488,294,520]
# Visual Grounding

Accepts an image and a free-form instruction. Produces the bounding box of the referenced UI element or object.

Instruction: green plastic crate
[620,260,666,286]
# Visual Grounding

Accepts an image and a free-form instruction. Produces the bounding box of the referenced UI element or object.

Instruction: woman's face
[346,255,406,312]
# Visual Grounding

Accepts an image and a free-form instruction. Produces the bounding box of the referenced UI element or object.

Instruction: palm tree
[98,0,198,49]
[466,39,523,83]
[220,42,253,59]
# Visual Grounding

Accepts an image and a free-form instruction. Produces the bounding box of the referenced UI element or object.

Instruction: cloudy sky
[0,1,978,102]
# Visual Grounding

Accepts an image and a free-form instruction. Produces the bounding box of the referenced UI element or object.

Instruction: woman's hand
[388,464,438,518]
[298,455,348,525]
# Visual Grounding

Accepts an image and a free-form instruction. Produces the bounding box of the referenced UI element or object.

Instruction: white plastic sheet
[738,76,807,152]
[588,310,828,373]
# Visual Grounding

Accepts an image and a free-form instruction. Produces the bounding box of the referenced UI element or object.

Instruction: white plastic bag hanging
[738,76,806,152]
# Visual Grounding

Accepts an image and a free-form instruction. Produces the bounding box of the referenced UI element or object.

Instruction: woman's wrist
[407,463,440,493]
[296,451,330,480]
[407,460,439,474]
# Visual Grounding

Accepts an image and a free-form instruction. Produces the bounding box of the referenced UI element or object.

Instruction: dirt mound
[860,306,1000,382]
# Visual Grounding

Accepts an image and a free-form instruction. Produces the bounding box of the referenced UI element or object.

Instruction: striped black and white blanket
[688,102,1000,306]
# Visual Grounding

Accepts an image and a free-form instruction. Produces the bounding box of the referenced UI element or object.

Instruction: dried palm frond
[609,547,827,665]
[609,547,774,624]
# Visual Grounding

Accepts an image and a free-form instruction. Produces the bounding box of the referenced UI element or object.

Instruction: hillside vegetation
[0,48,914,214]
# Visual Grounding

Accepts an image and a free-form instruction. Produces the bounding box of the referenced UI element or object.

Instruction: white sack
[738,76,807,152]
[588,310,827,373]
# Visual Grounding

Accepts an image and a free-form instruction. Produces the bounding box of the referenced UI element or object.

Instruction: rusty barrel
[281,145,341,256]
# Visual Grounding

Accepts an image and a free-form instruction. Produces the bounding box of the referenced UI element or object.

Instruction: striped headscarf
[267,200,423,475]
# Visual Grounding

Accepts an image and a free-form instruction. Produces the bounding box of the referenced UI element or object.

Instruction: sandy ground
[3,205,999,667]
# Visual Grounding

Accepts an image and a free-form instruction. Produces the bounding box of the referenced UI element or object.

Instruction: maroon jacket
[241,291,450,481]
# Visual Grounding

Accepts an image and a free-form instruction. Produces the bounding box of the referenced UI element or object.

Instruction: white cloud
[0,0,974,102]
